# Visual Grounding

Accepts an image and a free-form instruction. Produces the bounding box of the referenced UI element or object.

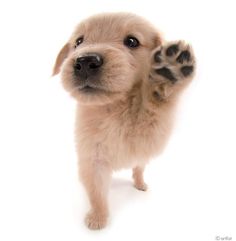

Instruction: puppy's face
[53,13,162,105]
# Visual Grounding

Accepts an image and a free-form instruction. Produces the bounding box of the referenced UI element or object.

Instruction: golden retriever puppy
[53,12,195,230]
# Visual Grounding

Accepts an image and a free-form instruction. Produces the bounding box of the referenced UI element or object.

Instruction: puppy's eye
[124,36,140,48]
[75,36,84,48]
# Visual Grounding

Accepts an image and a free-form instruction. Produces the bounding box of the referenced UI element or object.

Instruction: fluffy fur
[53,12,195,230]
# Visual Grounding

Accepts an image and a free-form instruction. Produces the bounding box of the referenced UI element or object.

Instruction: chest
[76,106,173,168]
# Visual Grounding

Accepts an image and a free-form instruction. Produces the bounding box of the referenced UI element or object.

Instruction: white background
[0,0,235,240]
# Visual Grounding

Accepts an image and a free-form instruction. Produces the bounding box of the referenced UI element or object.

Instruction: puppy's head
[53,13,162,105]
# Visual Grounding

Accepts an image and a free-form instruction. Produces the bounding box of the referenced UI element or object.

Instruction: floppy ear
[52,43,70,76]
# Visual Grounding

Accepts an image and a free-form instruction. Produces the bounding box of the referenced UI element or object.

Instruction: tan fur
[52,43,70,76]
[53,12,195,230]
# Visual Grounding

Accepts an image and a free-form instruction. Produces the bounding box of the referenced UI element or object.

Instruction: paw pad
[155,67,177,82]
[176,50,191,63]
[181,66,193,76]
[152,41,195,83]
[166,44,179,56]
[154,50,162,63]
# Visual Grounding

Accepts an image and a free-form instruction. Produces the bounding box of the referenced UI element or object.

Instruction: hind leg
[132,166,148,191]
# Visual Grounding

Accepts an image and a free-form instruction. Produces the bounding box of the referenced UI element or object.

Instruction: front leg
[79,158,112,230]
[147,41,196,103]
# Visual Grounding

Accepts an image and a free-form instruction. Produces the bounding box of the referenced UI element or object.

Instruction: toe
[154,50,162,63]
[176,50,191,64]
[180,66,194,77]
[166,44,179,57]
[134,182,148,191]
[85,211,107,230]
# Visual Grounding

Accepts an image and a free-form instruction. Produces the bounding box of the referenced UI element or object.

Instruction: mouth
[80,85,96,92]
[72,75,108,94]
[76,83,105,94]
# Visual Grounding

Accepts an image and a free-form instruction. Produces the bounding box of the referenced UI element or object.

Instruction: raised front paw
[151,41,195,83]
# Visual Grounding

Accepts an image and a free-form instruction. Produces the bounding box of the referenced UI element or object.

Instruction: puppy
[53,13,195,230]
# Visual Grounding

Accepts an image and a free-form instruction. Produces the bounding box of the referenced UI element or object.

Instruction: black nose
[74,53,103,79]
